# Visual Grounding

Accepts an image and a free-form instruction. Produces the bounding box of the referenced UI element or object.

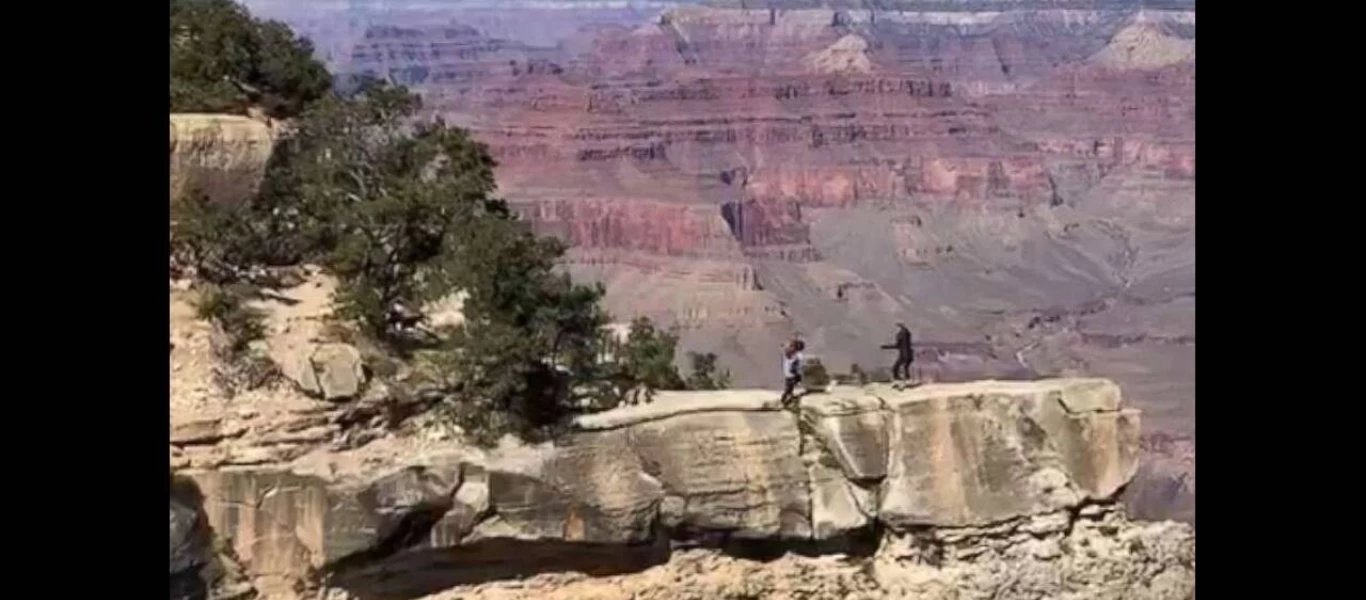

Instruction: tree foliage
[600,317,687,404]
[170,0,332,119]
[263,81,503,342]
[426,231,611,445]
[256,79,612,444]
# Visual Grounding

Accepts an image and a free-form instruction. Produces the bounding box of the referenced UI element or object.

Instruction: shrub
[193,283,266,358]
[685,351,731,390]
[193,283,278,394]
[589,317,686,407]
[850,362,868,385]
[170,191,304,284]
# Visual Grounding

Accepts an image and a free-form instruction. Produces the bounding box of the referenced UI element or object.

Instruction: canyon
[227,0,1194,522]
[169,266,1194,598]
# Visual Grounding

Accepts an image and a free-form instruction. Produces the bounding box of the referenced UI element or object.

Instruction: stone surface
[573,389,778,430]
[877,380,1132,528]
[176,378,1190,599]
[804,434,875,541]
[169,113,276,208]
[802,386,890,482]
[169,496,209,576]
[476,430,663,544]
[409,508,1193,600]
[628,409,810,539]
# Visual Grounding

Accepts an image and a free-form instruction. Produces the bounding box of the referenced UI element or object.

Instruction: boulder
[285,343,366,401]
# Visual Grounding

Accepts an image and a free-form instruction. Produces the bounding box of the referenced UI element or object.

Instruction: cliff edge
[170,378,1194,600]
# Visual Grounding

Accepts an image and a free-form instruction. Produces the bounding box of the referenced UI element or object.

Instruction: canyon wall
[235,0,1195,522]
[170,378,1194,600]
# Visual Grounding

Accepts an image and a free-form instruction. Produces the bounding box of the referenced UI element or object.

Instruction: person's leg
[780,376,796,405]
[892,356,908,381]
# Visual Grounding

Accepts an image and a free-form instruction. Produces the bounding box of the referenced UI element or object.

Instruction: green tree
[170,0,332,119]
[428,228,611,445]
[685,351,731,390]
[176,70,613,444]
[170,192,267,284]
[600,317,687,405]
[168,4,626,445]
[265,80,500,343]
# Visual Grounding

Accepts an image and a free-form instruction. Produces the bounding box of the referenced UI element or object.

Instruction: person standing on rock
[882,323,915,387]
[779,338,806,408]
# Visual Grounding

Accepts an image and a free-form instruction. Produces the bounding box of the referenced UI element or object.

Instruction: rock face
[169,479,211,600]
[284,343,367,402]
[175,378,1193,599]
[169,113,277,208]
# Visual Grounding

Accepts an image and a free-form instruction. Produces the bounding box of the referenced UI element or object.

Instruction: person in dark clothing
[779,338,806,408]
[881,323,914,384]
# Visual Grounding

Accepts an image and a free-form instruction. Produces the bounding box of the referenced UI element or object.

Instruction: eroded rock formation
[170,113,278,207]
[170,378,1193,599]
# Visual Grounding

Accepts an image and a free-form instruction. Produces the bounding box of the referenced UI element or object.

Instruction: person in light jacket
[779,338,806,408]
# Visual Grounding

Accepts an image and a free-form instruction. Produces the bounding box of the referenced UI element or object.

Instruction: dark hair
[793,339,806,351]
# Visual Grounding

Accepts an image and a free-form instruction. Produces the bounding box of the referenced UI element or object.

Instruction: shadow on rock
[326,537,672,600]
[1122,435,1196,526]
[327,522,885,600]
[170,472,212,600]
[170,472,254,600]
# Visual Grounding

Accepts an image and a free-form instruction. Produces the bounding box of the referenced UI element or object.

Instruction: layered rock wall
[172,378,1192,599]
[169,113,277,207]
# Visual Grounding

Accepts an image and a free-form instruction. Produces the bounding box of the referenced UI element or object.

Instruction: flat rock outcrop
[172,378,1192,599]
[169,113,277,207]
